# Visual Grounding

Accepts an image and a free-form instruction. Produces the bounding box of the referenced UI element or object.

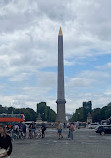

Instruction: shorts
[31,129,35,133]
[58,129,62,134]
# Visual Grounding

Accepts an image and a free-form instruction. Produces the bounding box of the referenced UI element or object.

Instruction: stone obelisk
[56,27,66,123]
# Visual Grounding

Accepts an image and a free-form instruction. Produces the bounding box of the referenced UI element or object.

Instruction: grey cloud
[0,0,76,34]
[75,0,111,41]
[37,0,76,22]
[0,0,41,33]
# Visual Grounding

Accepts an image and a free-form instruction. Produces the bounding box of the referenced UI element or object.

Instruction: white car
[88,123,99,129]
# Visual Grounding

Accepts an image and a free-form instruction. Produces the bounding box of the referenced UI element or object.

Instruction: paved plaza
[11,128,111,158]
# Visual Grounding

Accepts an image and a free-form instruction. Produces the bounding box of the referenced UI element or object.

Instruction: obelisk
[56,27,66,123]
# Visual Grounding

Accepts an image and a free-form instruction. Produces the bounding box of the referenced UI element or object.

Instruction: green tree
[92,108,101,122]
[71,107,85,122]
[14,108,37,121]
[37,102,56,122]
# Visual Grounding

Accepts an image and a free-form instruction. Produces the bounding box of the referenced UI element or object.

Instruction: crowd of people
[1,121,75,141]
[0,121,75,157]
[5,121,75,141]
[5,122,47,140]
[6,123,27,140]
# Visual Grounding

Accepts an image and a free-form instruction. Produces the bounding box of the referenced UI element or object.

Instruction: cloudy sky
[0,0,111,113]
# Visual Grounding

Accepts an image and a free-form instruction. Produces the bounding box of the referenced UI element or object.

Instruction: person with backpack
[41,124,46,138]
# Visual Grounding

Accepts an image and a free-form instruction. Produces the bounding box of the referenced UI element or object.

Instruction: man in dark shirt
[41,124,46,138]
[0,124,12,157]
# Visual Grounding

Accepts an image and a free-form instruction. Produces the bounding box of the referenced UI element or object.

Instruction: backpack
[70,124,75,131]
[44,126,46,131]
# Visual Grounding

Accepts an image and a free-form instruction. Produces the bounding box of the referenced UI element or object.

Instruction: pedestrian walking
[0,124,12,158]
[22,123,26,138]
[56,121,63,139]
[31,122,36,138]
[41,124,46,138]
[69,123,75,140]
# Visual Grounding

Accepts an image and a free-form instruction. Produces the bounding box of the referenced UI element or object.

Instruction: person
[0,124,12,158]
[28,123,33,139]
[57,121,63,139]
[31,122,36,138]
[69,123,75,140]
[68,122,71,138]
[63,123,66,128]
[22,123,26,138]
[41,124,46,138]
[37,129,41,138]
[14,124,19,139]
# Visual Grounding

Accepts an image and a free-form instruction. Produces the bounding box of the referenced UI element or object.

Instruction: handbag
[0,148,7,157]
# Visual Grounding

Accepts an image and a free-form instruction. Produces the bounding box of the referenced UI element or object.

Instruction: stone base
[56,99,66,123]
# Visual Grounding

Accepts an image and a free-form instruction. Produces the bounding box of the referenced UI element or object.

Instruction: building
[83,101,92,121]
[83,101,92,112]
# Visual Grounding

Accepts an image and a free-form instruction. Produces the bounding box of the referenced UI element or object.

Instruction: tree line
[71,103,111,123]
[1,101,111,123]
[0,102,57,122]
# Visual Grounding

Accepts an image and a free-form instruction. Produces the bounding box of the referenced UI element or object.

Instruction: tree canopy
[0,102,57,122]
[71,104,111,123]
[37,102,56,122]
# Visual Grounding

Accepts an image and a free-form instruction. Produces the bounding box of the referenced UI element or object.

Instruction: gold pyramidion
[58,27,63,36]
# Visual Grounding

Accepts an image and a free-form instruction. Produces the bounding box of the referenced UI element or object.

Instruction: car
[95,125,111,135]
[88,123,99,129]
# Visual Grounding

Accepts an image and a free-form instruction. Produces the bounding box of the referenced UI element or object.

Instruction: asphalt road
[11,128,111,158]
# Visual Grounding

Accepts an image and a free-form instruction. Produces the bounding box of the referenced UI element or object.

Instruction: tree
[92,108,101,122]
[14,108,37,121]
[37,102,56,122]
[92,106,111,123]
[71,107,85,122]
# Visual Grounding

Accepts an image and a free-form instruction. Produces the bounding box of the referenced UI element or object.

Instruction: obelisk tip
[58,26,63,36]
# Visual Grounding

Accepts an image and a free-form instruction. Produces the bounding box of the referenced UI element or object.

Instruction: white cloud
[0,0,111,113]
[67,77,94,87]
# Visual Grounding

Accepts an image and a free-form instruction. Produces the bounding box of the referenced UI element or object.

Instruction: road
[11,128,111,158]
